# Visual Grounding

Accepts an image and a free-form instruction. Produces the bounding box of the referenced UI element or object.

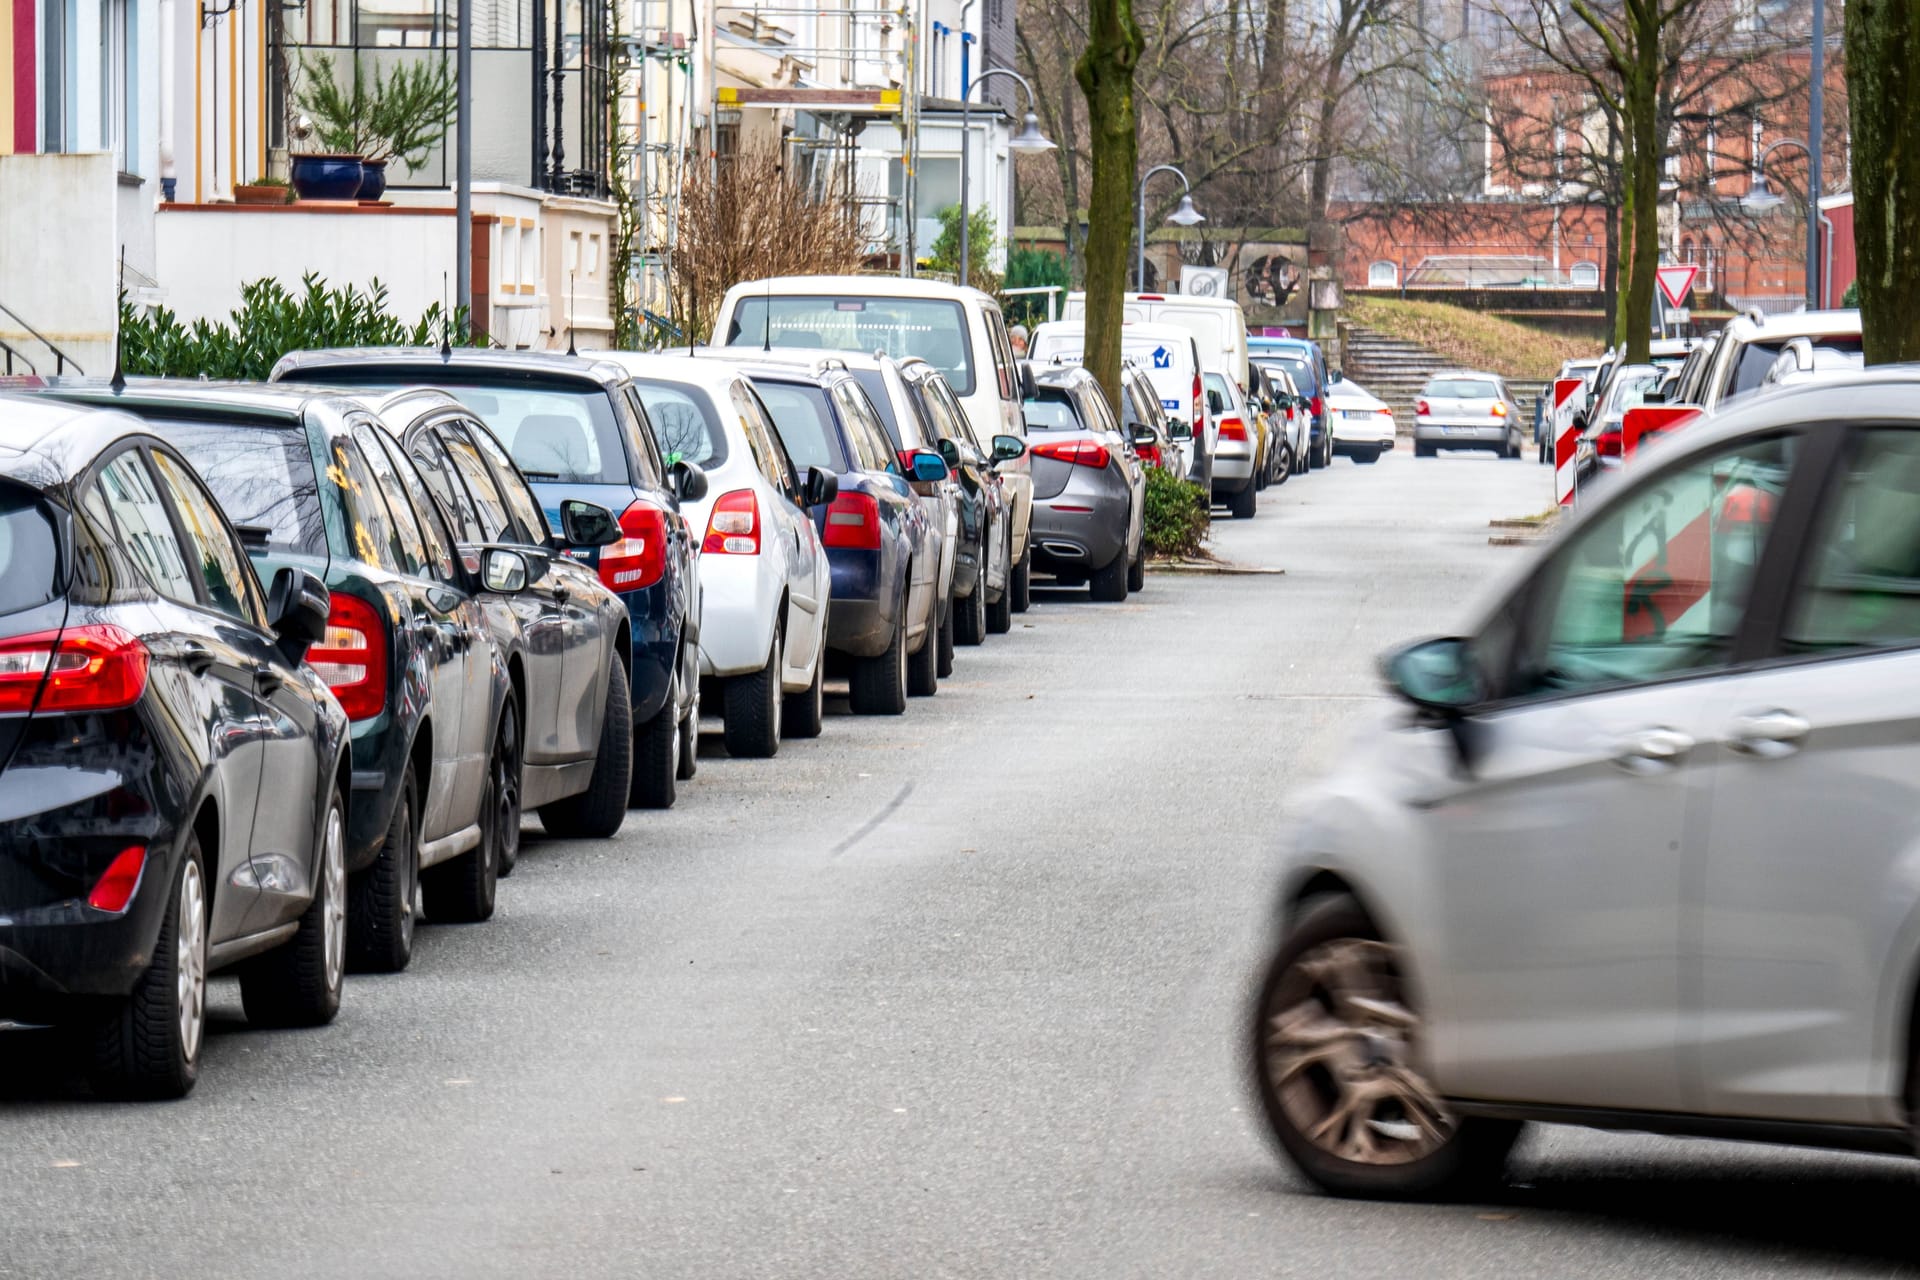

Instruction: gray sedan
[1412,371,1523,458]
[1021,365,1149,601]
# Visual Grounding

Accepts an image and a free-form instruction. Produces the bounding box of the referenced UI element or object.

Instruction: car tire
[423,703,512,925]
[1353,448,1380,465]
[986,580,1013,635]
[935,597,955,678]
[1230,480,1257,520]
[1127,539,1146,592]
[783,643,825,739]
[1009,543,1032,614]
[628,681,681,811]
[347,765,418,975]
[954,582,986,647]
[1090,551,1129,601]
[239,784,347,1028]
[676,688,700,781]
[539,659,633,836]
[907,604,939,697]
[90,833,208,1099]
[1252,896,1522,1200]
[1274,444,1292,485]
[1415,441,1436,458]
[723,628,783,758]
[493,697,525,878]
[849,603,908,716]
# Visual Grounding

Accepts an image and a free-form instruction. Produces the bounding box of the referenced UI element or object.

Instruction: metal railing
[0,299,84,375]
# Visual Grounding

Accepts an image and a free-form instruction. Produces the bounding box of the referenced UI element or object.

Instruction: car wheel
[676,680,699,780]
[1009,542,1032,614]
[986,579,1013,635]
[935,597,955,678]
[90,833,208,1099]
[723,627,783,758]
[1252,896,1521,1199]
[240,784,347,1027]
[1273,444,1291,486]
[424,702,514,925]
[907,600,939,697]
[539,659,633,836]
[1127,540,1146,593]
[1353,448,1380,465]
[348,764,418,974]
[1415,442,1436,458]
[783,641,825,739]
[1230,480,1257,520]
[493,697,525,877]
[1090,550,1128,601]
[628,682,681,810]
[954,581,986,647]
[849,602,909,715]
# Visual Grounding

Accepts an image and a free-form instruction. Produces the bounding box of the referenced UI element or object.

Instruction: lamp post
[1136,164,1204,292]
[1742,135,1821,309]
[957,66,1054,290]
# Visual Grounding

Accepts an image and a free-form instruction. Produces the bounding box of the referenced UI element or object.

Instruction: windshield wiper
[518,470,564,481]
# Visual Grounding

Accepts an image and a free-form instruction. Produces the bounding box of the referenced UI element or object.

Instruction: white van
[713,275,1037,612]
[1026,319,1213,490]
[1063,292,1251,388]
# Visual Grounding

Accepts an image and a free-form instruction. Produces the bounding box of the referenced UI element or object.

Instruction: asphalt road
[6,446,1917,1278]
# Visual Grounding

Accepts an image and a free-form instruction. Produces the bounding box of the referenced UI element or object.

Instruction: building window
[1367,260,1399,288]
[102,0,137,173]
[41,0,71,152]
[1568,261,1601,288]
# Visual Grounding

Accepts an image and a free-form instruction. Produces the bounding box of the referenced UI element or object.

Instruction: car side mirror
[1129,423,1157,447]
[672,460,709,505]
[1328,368,1344,384]
[804,465,839,507]
[482,547,532,593]
[936,438,961,468]
[1206,390,1225,414]
[991,434,1026,463]
[1167,416,1193,441]
[559,498,621,547]
[910,449,950,482]
[267,566,331,665]
[1383,637,1485,713]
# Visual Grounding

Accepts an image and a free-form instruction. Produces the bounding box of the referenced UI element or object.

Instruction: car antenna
[761,274,773,352]
[440,272,453,357]
[567,273,579,356]
[111,245,127,391]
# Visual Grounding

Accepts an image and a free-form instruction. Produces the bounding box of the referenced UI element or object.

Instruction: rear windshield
[750,380,850,472]
[727,296,976,396]
[1256,355,1315,395]
[1023,390,1083,431]
[1424,378,1499,399]
[1728,335,1865,402]
[630,379,729,470]
[144,420,328,559]
[0,483,59,615]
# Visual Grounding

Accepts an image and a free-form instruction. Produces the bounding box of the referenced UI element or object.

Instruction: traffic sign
[1553,377,1584,506]
[1656,264,1700,308]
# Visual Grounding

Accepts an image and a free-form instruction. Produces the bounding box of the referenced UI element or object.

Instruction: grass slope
[1349,296,1594,383]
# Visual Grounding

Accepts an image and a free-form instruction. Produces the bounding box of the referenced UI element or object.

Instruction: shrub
[120,273,470,380]
[1002,246,1068,328]
[1141,463,1210,559]
[928,205,1000,293]
[1842,279,1860,308]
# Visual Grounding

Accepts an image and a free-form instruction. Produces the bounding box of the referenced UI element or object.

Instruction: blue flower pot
[290,154,365,202]
[356,159,388,201]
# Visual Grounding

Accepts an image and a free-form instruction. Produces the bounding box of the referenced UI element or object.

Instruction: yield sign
[1656,264,1700,308]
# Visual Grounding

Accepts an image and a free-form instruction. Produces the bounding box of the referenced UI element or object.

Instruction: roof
[30,377,341,424]
[725,275,993,306]
[597,350,752,392]
[1724,308,1862,341]
[0,391,212,487]
[272,346,636,390]
[1427,369,1505,382]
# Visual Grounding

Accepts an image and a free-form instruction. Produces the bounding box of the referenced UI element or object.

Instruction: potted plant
[234,176,291,205]
[295,53,457,202]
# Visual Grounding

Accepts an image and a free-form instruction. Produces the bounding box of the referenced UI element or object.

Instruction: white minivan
[1063,292,1251,390]
[1027,319,1213,491]
[713,276,1037,614]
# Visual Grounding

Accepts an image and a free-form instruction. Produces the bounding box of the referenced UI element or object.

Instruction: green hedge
[1142,463,1210,559]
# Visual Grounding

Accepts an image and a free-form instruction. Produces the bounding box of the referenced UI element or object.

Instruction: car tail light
[1491,402,1509,417]
[1596,429,1624,459]
[1138,294,1166,301]
[1136,444,1164,467]
[702,489,761,555]
[1416,399,1431,416]
[88,844,147,913]
[0,624,150,715]
[1031,439,1112,468]
[1310,395,1324,418]
[599,501,669,592]
[822,491,883,549]
[1192,373,1203,435]
[306,593,388,722]
[1217,417,1249,443]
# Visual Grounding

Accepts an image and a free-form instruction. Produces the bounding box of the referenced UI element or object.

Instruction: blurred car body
[1324,377,1396,464]
[1020,365,1147,600]
[1412,372,1523,458]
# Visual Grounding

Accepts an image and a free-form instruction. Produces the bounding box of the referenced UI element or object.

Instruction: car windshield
[1728,335,1866,403]
[1023,390,1083,431]
[750,380,850,472]
[1256,355,1314,394]
[143,420,329,559]
[1426,379,1499,399]
[1603,368,1663,416]
[0,482,59,615]
[726,296,976,396]
[630,380,729,470]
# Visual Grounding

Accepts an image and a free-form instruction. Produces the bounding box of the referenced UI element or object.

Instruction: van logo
[1152,346,1172,369]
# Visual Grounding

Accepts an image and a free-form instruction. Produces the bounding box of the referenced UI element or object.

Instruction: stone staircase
[1337,324,1446,435]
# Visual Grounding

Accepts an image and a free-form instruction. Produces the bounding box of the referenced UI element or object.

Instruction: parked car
[0,395,346,1098]
[1243,364,1281,490]
[1027,319,1210,491]
[1203,372,1260,518]
[362,387,637,865]
[1253,363,1308,481]
[1253,371,1920,1196]
[1119,361,1180,473]
[1063,290,1251,422]
[730,360,944,712]
[602,353,838,755]
[1577,362,1664,478]
[1412,371,1523,458]
[713,275,1036,617]
[1324,377,1396,464]
[269,348,705,810]
[1250,338,1336,470]
[1678,309,1864,415]
[1020,365,1148,600]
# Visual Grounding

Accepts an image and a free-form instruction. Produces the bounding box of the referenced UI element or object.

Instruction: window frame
[149,446,270,628]
[87,443,206,612]
[462,415,554,545]
[368,424,460,583]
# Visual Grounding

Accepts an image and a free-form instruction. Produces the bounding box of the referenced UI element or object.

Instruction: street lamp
[1743,136,1821,309]
[1137,165,1204,292]
[958,67,1054,290]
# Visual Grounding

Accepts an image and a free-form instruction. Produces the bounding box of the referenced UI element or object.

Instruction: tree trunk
[1847,0,1920,364]
[1620,34,1660,363]
[1602,194,1620,340]
[1075,0,1144,409]
[1060,45,1084,284]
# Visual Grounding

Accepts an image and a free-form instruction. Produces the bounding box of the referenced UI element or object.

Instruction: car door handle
[181,641,216,674]
[1727,709,1809,758]
[254,663,283,696]
[553,584,571,604]
[1612,727,1694,772]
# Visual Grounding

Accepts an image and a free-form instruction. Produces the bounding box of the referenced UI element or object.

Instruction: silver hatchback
[1413,371,1522,458]
[1253,369,1920,1196]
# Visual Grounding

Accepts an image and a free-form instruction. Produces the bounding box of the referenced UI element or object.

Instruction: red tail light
[702,489,761,555]
[1031,439,1112,468]
[307,593,389,722]
[1597,429,1623,459]
[599,501,669,592]
[1491,402,1509,417]
[1310,395,1324,418]
[1416,399,1431,416]
[1136,444,1164,468]
[88,844,148,913]
[1192,372,1203,434]
[822,491,883,549]
[0,624,149,715]
[1217,417,1249,443]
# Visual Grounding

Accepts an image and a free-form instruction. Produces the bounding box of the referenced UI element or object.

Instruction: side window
[95,450,198,604]
[985,309,1015,401]
[730,383,791,492]
[466,418,552,544]
[1514,434,1798,698]
[441,428,516,542]
[350,423,430,577]
[329,435,407,574]
[408,429,486,544]
[371,428,458,581]
[934,379,986,451]
[1786,429,1920,650]
[150,451,266,625]
[621,386,667,485]
[854,395,897,471]
[833,385,886,471]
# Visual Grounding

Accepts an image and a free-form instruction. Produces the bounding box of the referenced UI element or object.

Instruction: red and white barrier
[1552,377,1584,506]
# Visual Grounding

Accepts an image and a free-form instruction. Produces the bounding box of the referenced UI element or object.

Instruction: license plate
[1442,426,1474,435]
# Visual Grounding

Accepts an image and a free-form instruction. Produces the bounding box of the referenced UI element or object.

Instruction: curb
[1149,559,1286,576]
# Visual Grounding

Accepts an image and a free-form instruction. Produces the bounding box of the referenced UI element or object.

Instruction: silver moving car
[1252,369,1920,1197]
[1413,371,1522,458]
[1021,365,1148,601]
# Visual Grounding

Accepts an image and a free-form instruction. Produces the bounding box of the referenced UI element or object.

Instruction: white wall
[0,153,121,375]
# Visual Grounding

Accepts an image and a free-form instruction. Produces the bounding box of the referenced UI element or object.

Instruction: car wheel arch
[193,797,222,925]
[407,720,435,829]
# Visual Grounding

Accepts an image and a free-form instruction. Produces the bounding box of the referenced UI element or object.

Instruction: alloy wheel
[321,805,346,994]
[1260,938,1453,1166]
[177,858,208,1064]
[495,704,522,872]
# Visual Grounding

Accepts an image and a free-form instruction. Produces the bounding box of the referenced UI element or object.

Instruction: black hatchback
[0,396,347,1098]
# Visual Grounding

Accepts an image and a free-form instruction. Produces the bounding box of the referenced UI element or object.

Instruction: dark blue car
[730,362,942,715]
[270,349,706,810]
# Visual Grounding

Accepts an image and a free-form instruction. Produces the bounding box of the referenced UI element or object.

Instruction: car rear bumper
[696,553,780,678]
[824,549,895,657]
[1031,492,1130,573]
[1415,422,1509,446]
